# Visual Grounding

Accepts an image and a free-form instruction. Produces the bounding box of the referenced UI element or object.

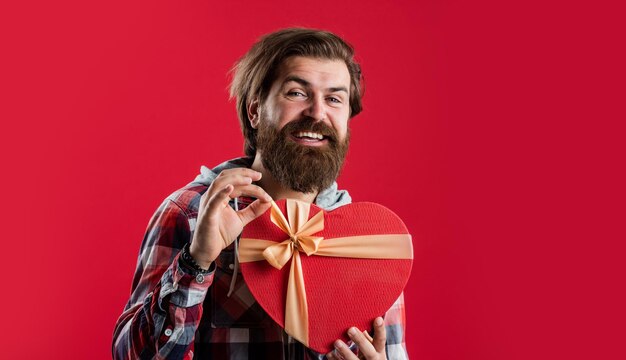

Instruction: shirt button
[164,328,173,337]
[228,263,234,270]
[195,273,205,284]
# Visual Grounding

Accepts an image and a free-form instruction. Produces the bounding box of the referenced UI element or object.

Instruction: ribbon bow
[262,200,325,269]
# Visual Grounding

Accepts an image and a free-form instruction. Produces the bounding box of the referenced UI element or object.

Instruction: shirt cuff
[159,253,215,308]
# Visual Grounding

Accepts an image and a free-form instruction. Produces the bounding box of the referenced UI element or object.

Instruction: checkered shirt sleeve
[112,194,212,360]
[383,293,409,359]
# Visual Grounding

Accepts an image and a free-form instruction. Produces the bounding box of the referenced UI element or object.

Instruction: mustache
[279,119,339,143]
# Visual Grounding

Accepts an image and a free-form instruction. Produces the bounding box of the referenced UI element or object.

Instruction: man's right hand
[189,168,272,269]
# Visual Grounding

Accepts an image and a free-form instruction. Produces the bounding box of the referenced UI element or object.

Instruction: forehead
[274,56,351,89]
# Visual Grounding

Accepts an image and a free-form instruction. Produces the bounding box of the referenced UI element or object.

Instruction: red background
[1,1,624,359]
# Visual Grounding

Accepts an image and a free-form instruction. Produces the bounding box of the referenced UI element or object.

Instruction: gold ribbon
[238,199,413,347]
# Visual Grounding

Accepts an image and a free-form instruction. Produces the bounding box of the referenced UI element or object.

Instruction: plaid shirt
[112,183,409,359]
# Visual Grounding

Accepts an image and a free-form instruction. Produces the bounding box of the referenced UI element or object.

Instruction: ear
[247,97,260,129]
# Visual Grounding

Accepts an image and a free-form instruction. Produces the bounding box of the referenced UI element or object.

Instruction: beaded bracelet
[180,242,212,274]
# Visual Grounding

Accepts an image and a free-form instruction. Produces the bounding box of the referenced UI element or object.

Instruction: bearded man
[112,28,408,360]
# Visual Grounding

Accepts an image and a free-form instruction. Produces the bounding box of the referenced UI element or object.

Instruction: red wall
[1,0,624,359]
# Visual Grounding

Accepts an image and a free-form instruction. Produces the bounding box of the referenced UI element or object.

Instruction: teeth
[295,131,323,140]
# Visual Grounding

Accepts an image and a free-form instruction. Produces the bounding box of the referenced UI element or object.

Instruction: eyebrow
[283,75,349,94]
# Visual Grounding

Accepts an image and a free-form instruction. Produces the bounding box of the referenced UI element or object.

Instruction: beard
[256,117,350,194]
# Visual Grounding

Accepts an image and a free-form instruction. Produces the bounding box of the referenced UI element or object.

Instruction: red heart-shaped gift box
[239,199,413,354]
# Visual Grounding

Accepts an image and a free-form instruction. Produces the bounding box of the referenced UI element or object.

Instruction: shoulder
[163,184,209,218]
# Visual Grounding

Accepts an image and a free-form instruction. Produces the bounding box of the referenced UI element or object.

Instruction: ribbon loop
[297,236,324,256]
[262,239,294,270]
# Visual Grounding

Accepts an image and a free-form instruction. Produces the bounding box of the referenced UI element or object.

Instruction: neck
[251,153,318,204]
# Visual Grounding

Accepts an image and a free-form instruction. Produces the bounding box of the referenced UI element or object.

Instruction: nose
[303,95,327,122]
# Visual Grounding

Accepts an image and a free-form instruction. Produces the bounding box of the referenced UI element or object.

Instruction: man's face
[250,56,353,193]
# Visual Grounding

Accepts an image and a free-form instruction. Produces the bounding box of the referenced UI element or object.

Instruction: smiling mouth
[290,131,330,146]
[293,131,325,140]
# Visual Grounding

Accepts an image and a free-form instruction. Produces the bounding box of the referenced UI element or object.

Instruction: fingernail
[348,327,357,336]
[335,340,345,349]
[375,317,384,326]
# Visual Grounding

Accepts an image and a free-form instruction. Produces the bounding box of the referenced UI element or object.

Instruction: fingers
[363,330,374,343]
[237,198,273,226]
[207,169,259,191]
[209,174,255,195]
[337,318,386,360]
[229,184,272,202]
[206,184,234,213]
[200,174,250,208]
[203,169,270,204]
[326,349,341,360]
[371,317,386,353]
[333,340,357,359]
[217,168,263,182]
[346,327,375,357]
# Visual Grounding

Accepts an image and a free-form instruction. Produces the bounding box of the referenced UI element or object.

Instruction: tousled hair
[229,28,363,156]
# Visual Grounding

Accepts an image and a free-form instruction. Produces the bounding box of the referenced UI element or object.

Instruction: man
[112,28,408,360]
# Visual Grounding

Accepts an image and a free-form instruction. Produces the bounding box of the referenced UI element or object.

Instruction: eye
[327,96,342,104]
[287,90,307,97]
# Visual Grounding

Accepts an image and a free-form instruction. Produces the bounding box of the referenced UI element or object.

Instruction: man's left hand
[327,317,387,360]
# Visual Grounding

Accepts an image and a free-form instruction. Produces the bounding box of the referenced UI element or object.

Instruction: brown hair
[230,28,363,156]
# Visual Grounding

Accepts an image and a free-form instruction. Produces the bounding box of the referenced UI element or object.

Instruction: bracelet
[180,242,212,274]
